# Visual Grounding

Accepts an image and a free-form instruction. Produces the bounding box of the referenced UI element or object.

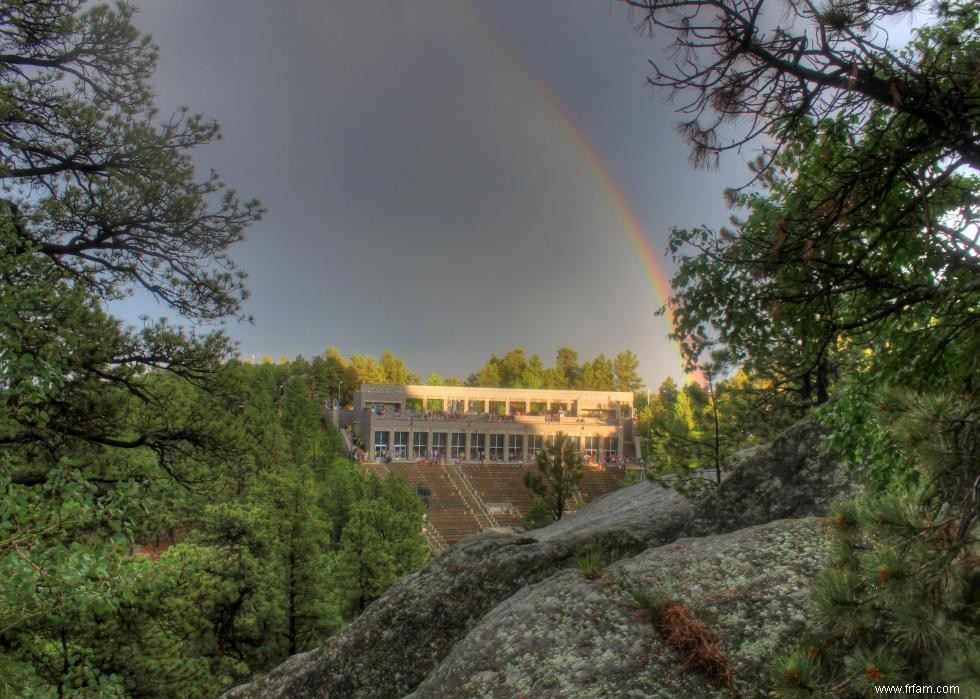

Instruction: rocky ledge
[411,518,829,698]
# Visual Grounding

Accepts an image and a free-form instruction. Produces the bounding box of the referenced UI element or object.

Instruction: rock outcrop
[685,417,856,537]
[411,518,829,699]
[225,418,852,699]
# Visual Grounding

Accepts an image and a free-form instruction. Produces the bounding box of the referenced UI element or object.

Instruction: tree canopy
[0,4,429,694]
[617,0,979,171]
[619,0,979,691]
[466,347,645,392]
[638,0,979,402]
[0,0,262,322]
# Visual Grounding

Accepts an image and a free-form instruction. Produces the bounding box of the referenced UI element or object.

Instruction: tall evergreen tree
[613,350,644,391]
[555,347,580,388]
[523,433,584,524]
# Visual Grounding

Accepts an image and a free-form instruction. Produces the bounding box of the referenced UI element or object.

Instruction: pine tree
[613,350,644,391]
[770,392,979,697]
[523,433,584,523]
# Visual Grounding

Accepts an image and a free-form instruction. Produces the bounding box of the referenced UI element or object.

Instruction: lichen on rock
[684,417,856,538]
[409,518,830,699]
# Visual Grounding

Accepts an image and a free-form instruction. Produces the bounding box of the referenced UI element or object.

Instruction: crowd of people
[347,416,642,470]
[371,408,585,423]
[362,447,643,470]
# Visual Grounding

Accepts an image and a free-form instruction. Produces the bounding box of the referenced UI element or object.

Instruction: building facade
[353,384,636,463]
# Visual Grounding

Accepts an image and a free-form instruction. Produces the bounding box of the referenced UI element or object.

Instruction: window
[447,399,465,414]
[585,435,600,461]
[412,432,428,459]
[567,436,581,452]
[451,432,466,459]
[393,431,408,459]
[509,401,527,416]
[431,432,447,458]
[507,434,523,461]
[527,435,544,459]
[603,436,619,460]
[469,433,485,460]
[552,402,568,414]
[529,401,547,415]
[489,434,505,461]
[374,430,390,457]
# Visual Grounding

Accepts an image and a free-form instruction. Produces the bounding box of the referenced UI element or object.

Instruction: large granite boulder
[410,517,829,698]
[684,417,857,537]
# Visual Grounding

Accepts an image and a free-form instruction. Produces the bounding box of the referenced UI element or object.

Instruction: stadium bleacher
[370,460,626,550]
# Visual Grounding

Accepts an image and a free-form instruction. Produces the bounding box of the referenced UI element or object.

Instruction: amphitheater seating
[578,465,626,502]
[459,464,536,527]
[383,462,483,545]
[364,460,626,550]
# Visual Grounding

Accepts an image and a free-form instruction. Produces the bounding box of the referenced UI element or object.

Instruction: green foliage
[2,351,430,696]
[0,3,428,695]
[579,354,615,391]
[644,7,979,695]
[465,347,645,391]
[635,0,979,695]
[768,645,823,699]
[665,110,979,405]
[576,543,605,580]
[613,350,644,391]
[644,367,790,495]
[618,471,644,488]
[522,433,584,523]
[520,496,556,530]
[326,475,429,618]
[0,202,246,695]
[770,394,979,698]
[0,0,262,322]
[628,586,674,625]
[0,240,425,695]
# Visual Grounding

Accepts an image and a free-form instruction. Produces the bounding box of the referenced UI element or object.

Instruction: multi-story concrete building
[353,384,636,463]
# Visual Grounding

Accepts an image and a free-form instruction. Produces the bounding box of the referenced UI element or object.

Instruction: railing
[338,427,355,454]
[448,464,498,528]
[429,464,482,525]
[569,488,586,513]
[423,525,448,556]
[373,412,521,423]
[370,411,621,426]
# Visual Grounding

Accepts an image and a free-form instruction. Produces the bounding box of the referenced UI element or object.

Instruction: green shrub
[771,391,979,697]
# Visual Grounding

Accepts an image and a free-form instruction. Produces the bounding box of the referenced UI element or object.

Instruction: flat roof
[358,384,634,401]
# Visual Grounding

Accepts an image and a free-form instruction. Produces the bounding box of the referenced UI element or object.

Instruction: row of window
[373,431,618,460]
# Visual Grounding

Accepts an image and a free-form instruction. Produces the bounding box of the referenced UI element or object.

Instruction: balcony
[369,409,620,427]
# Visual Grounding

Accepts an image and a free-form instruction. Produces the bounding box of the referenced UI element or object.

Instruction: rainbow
[464,3,703,385]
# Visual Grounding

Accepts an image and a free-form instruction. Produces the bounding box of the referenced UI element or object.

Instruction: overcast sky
[126,0,749,388]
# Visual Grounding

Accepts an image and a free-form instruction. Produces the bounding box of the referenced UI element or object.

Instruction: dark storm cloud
[127,0,747,386]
